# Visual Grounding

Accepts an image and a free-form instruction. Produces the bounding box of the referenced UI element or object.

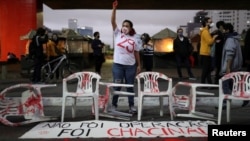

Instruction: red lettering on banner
[197,127,207,135]
[120,128,133,136]
[161,128,170,135]
[108,127,207,137]
[165,127,185,135]
[107,128,120,136]
[21,121,212,138]
[187,127,207,135]
[148,128,164,136]
[134,128,149,136]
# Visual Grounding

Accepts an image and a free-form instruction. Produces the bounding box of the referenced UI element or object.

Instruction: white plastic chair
[136,71,172,121]
[61,71,101,122]
[0,83,57,126]
[170,82,218,121]
[217,71,250,125]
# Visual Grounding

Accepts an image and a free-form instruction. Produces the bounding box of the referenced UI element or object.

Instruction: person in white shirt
[111,0,141,113]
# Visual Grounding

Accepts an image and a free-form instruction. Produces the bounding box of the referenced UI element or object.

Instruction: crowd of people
[97,0,249,113]
[25,27,67,83]
[9,0,249,112]
[107,0,250,111]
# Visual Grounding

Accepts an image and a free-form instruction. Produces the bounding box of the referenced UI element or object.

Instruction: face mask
[97,35,100,38]
[209,23,214,28]
[178,33,183,37]
[122,27,129,34]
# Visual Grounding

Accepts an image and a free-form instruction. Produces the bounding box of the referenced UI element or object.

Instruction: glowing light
[154,38,174,52]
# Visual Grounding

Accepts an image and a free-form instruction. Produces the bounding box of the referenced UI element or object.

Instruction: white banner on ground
[20,120,215,139]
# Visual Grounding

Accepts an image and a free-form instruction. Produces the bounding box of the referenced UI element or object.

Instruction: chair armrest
[196,91,215,96]
[113,91,135,96]
[32,84,57,88]
[174,82,218,96]
[99,82,134,88]
[177,82,219,87]
[100,82,135,96]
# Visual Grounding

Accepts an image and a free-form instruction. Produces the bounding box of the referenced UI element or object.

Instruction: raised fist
[113,0,118,8]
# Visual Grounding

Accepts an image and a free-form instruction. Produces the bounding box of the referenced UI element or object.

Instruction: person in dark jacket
[32,27,48,83]
[217,23,243,109]
[173,28,196,80]
[141,33,154,71]
[212,21,226,84]
[91,31,105,75]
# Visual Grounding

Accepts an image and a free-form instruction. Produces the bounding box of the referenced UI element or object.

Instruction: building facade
[77,26,93,37]
[68,19,78,32]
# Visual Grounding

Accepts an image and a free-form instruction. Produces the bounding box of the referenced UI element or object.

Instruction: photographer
[32,27,48,83]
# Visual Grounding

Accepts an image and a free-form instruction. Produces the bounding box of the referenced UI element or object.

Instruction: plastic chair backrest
[136,71,171,93]
[220,71,250,98]
[65,72,101,94]
[0,84,56,126]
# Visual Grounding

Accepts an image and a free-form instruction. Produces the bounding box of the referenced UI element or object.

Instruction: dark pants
[143,55,153,71]
[222,78,233,94]
[200,55,212,84]
[214,56,222,84]
[222,78,233,105]
[175,55,194,78]
[32,56,44,83]
[94,55,104,74]
[247,64,250,72]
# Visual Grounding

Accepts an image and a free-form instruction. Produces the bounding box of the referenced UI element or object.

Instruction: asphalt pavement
[0,59,250,141]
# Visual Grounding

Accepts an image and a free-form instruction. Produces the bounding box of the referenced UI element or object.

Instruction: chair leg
[61,97,66,122]
[72,97,76,118]
[94,96,99,120]
[217,98,224,125]
[159,97,163,116]
[168,96,174,120]
[137,96,143,121]
[226,100,231,123]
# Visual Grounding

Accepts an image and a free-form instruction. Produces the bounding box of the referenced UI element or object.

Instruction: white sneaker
[129,106,137,113]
